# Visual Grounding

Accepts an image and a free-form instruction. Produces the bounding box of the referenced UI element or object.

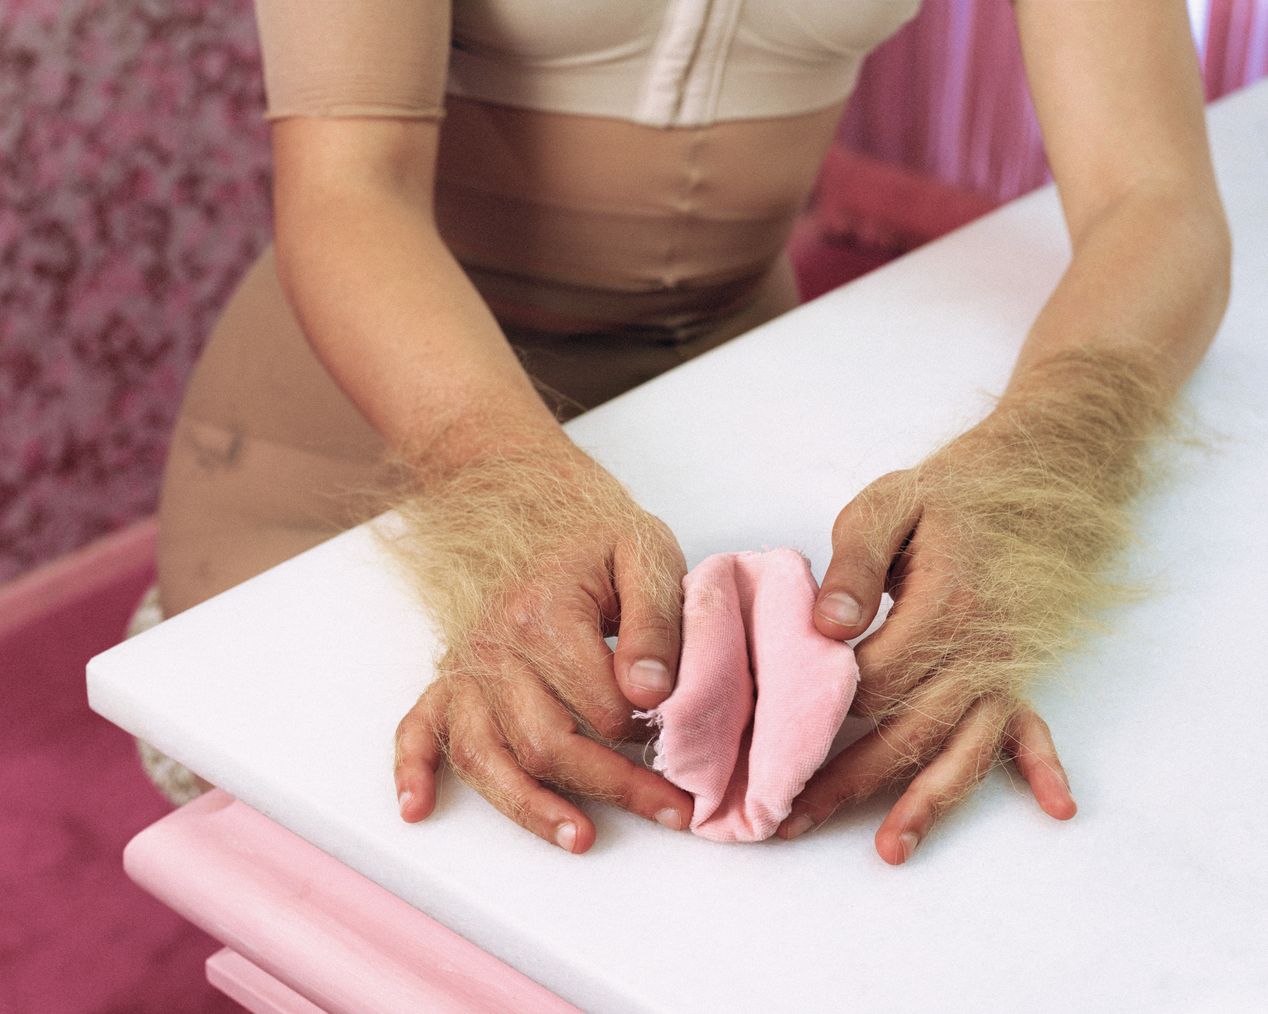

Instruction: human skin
[268,112,703,851]
[787,0,1232,863]
[276,1,1229,856]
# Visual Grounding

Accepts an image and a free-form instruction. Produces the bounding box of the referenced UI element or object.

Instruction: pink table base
[124,790,576,1014]
[205,949,323,1014]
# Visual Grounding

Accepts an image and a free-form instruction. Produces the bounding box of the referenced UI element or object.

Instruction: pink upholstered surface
[124,790,577,1014]
[0,520,238,1012]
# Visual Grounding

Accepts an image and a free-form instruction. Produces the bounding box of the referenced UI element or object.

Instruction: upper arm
[1011,0,1222,240]
[253,0,452,211]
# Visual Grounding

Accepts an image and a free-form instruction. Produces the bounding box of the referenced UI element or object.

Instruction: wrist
[396,393,578,486]
[985,347,1172,455]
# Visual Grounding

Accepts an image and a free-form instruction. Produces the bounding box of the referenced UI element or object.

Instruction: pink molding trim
[206,949,326,1014]
[0,517,156,643]
[124,790,578,1014]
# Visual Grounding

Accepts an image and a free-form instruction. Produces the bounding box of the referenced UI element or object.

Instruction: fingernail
[555,821,577,852]
[784,813,814,840]
[819,592,863,627]
[654,807,684,830]
[629,659,673,694]
[397,790,414,818]
[898,830,920,861]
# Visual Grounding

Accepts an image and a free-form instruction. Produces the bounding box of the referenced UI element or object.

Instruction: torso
[435,95,847,339]
[158,0,923,610]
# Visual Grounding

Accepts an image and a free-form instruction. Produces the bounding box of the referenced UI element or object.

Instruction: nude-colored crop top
[252,1,922,339]
[253,0,921,128]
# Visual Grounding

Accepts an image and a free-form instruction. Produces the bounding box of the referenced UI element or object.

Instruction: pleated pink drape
[839,0,1268,204]
[1205,0,1268,98]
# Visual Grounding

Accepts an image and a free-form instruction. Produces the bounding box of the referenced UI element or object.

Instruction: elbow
[1140,184,1233,359]
[1207,204,1233,315]
[1192,198,1233,358]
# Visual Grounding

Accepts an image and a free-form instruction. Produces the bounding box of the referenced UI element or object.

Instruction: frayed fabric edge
[631,707,668,774]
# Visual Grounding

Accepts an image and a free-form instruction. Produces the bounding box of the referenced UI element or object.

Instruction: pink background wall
[0,0,272,582]
[2,0,1265,583]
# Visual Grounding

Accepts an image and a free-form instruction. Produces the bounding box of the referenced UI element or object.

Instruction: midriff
[434,95,847,340]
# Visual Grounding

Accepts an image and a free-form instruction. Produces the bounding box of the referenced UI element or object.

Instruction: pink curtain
[1205,0,1268,98]
[839,0,1048,203]
[840,0,1268,204]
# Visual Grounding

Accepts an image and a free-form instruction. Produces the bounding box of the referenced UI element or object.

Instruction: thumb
[611,525,686,710]
[816,471,921,640]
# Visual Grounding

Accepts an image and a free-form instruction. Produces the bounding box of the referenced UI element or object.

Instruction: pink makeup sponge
[636,549,858,843]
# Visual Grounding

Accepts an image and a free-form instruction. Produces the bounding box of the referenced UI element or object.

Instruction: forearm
[1002,184,1231,407]
[274,183,566,476]
[843,190,1233,715]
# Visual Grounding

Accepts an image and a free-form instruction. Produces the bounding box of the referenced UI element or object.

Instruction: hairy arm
[789,0,1230,862]
[271,116,694,850]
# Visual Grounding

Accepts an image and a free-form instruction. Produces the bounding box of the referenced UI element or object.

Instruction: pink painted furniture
[124,789,576,1014]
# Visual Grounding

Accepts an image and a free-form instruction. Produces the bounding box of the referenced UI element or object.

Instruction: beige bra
[252,1,923,337]
[253,0,921,128]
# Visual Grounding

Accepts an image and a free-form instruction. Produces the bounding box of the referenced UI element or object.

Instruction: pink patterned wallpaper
[0,0,272,582]
[1,0,1265,583]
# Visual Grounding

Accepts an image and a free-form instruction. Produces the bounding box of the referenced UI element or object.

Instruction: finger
[445,681,597,853]
[485,653,694,830]
[816,470,922,640]
[874,694,1013,864]
[778,667,971,839]
[502,591,642,742]
[848,541,957,721]
[394,677,452,823]
[610,519,687,710]
[1004,704,1077,820]
[519,732,694,831]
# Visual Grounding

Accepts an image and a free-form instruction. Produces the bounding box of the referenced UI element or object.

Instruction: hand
[391,437,694,852]
[780,416,1091,863]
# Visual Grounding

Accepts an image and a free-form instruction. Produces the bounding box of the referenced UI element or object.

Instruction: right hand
[392,437,694,852]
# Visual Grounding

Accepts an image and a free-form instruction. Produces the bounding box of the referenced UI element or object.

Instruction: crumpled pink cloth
[635,549,858,842]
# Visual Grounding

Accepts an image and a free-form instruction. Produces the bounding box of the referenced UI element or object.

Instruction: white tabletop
[89,80,1268,1012]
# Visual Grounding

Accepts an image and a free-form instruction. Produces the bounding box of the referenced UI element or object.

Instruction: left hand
[778,420,1079,863]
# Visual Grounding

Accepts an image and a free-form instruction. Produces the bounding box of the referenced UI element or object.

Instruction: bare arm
[270,116,566,472]
[1003,0,1231,400]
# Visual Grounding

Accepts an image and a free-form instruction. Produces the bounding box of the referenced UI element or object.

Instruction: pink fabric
[638,549,858,843]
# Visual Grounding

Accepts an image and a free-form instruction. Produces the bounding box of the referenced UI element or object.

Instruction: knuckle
[587,705,636,742]
[394,722,429,759]
[602,778,638,813]
[855,553,891,588]
[881,720,943,769]
[638,511,675,544]
[1020,705,1050,735]
[621,614,677,646]
[499,581,554,632]
[927,760,989,816]
[852,669,905,721]
[510,732,558,780]
[445,734,482,774]
[394,712,419,745]
[850,685,887,720]
[495,783,535,828]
